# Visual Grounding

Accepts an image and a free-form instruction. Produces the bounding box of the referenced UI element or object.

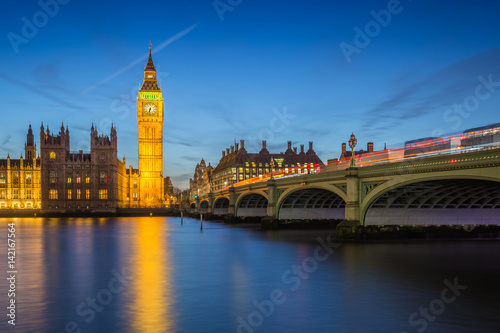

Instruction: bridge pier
[195,197,200,214]
[207,193,214,214]
[337,167,361,240]
[266,179,278,219]
[228,186,236,217]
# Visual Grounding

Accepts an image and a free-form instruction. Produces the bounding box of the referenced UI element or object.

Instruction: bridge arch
[213,197,230,215]
[277,187,346,220]
[362,175,500,226]
[189,202,196,213]
[199,200,209,214]
[236,192,268,217]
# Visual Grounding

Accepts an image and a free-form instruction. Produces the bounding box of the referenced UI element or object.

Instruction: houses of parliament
[0,46,173,212]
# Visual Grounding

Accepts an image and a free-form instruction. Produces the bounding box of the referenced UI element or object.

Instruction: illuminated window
[50,171,56,183]
[67,172,72,183]
[67,189,72,200]
[76,173,81,183]
[13,189,18,199]
[76,189,81,200]
[26,189,32,199]
[49,189,58,200]
[50,152,56,159]
[13,172,19,185]
[26,173,32,185]
[133,182,137,188]
[0,172,5,184]
[0,190,5,199]
[99,189,108,200]
[85,189,90,200]
[85,172,90,183]
[133,193,138,201]
[100,172,107,183]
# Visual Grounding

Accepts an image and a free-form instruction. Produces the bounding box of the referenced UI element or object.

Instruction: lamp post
[348,133,357,168]
[270,157,275,180]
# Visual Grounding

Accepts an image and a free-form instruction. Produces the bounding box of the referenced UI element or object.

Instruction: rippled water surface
[1,217,499,333]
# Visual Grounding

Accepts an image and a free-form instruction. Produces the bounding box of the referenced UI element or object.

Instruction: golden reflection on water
[129,217,175,333]
[17,218,48,330]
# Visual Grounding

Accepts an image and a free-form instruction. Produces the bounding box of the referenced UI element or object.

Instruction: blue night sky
[1,0,500,188]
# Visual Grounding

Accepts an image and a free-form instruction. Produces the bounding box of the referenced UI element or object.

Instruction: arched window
[49,152,56,159]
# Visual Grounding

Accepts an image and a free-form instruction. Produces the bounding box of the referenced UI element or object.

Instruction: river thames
[1,217,499,333]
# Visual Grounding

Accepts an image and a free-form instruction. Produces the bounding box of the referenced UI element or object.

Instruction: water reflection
[17,218,48,331]
[128,217,175,332]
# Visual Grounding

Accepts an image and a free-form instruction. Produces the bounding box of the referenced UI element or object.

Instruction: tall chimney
[300,144,305,154]
[293,147,297,154]
[222,150,225,157]
[309,141,313,150]
[240,139,245,149]
[342,143,346,155]
[288,141,292,150]
[262,140,267,149]
[367,142,374,152]
[235,143,239,151]
[226,148,230,155]
[231,146,234,154]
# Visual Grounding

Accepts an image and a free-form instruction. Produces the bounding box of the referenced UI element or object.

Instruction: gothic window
[13,189,18,199]
[67,172,72,184]
[26,189,32,199]
[50,152,56,159]
[49,189,58,200]
[26,173,32,185]
[0,189,5,199]
[50,171,56,183]
[0,172,5,185]
[67,190,72,200]
[13,172,19,185]
[77,189,81,200]
[99,189,108,200]
[85,172,90,183]
[85,189,90,200]
[76,173,81,183]
[100,172,107,183]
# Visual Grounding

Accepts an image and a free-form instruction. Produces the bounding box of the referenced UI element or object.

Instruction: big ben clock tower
[137,43,164,208]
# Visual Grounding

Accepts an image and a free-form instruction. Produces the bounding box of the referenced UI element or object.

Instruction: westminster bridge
[189,148,500,227]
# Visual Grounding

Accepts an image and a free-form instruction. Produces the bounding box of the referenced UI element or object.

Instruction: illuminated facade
[136,44,165,207]
[0,125,41,209]
[210,140,324,191]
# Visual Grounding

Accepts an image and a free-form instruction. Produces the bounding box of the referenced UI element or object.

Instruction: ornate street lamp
[348,133,357,168]
[270,157,275,180]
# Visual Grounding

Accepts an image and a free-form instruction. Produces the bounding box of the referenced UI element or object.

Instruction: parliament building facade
[0,46,171,212]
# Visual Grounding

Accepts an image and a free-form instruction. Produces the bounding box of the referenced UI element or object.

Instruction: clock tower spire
[137,42,164,208]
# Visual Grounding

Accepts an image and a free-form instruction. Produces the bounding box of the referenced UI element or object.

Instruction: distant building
[211,140,323,191]
[40,123,119,213]
[0,125,41,209]
[189,159,213,200]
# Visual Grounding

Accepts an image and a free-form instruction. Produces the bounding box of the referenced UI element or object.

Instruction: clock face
[143,103,157,116]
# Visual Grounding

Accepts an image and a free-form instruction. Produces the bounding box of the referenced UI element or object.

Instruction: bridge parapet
[358,148,500,178]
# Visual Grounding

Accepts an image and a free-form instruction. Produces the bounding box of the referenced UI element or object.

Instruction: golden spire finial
[149,40,152,50]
